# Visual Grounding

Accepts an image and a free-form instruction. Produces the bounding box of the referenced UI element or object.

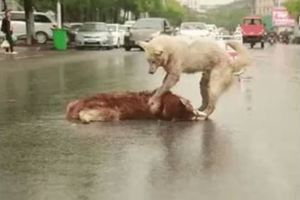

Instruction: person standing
[1,9,17,54]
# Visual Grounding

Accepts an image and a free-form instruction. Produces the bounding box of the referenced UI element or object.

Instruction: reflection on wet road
[0,45,300,200]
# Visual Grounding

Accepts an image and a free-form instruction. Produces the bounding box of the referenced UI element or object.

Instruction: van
[0,11,56,44]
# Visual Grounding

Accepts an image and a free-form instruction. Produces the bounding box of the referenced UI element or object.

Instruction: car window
[164,20,170,28]
[11,13,25,21]
[79,23,107,32]
[107,25,117,32]
[254,19,262,25]
[244,19,262,25]
[70,25,82,31]
[133,19,163,29]
[34,14,51,23]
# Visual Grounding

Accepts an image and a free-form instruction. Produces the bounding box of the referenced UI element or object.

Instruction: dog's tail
[226,41,251,74]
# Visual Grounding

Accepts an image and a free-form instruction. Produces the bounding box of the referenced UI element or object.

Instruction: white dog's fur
[139,35,250,118]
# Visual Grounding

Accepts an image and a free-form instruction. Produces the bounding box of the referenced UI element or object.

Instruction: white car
[179,22,210,40]
[206,24,219,39]
[75,22,114,49]
[0,11,57,44]
[107,24,126,48]
[124,20,136,28]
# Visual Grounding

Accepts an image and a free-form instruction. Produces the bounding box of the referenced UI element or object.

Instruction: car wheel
[36,32,48,44]
[124,46,132,51]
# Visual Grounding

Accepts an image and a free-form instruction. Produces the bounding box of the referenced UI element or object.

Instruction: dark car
[64,23,83,43]
[124,17,173,51]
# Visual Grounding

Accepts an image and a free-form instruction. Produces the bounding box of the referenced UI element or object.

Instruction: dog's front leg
[155,73,180,97]
[149,73,180,113]
[199,71,211,111]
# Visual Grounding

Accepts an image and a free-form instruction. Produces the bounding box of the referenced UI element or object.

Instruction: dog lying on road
[66,91,204,123]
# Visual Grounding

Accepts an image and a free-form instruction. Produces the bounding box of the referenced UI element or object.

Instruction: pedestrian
[1,9,17,54]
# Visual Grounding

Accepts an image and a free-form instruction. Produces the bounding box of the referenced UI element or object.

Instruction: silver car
[124,18,173,51]
[75,22,114,49]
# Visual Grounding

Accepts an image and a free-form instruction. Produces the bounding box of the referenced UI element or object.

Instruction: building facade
[255,0,287,16]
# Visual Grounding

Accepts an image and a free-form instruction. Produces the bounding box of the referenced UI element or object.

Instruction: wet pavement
[0,45,300,200]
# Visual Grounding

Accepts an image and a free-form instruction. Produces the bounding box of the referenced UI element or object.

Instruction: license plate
[86,40,97,43]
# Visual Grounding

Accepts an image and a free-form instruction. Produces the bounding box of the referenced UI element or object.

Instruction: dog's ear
[153,46,164,56]
[138,41,149,50]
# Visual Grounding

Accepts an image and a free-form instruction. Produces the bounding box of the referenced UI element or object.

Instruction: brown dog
[66,91,204,123]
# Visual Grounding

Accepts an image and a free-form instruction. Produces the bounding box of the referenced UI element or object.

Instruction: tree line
[284,0,300,23]
[13,0,190,25]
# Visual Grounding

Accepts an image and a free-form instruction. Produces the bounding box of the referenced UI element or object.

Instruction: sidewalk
[0,43,75,61]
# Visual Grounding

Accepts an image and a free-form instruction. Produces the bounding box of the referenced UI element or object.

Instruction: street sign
[272,7,296,27]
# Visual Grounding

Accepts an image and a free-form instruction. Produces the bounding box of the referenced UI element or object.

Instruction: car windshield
[70,25,82,31]
[181,23,206,30]
[107,25,117,32]
[120,26,127,31]
[79,23,107,32]
[207,25,216,30]
[47,14,56,23]
[133,19,162,29]
[244,19,262,25]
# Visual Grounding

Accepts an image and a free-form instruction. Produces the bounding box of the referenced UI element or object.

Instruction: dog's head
[66,100,82,120]
[139,41,169,75]
[160,94,201,121]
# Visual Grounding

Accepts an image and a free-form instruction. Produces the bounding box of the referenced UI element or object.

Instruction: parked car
[124,17,173,51]
[75,22,114,49]
[0,11,57,44]
[206,24,219,39]
[107,23,126,48]
[64,22,83,43]
[179,22,210,39]
[124,20,136,28]
[241,16,265,48]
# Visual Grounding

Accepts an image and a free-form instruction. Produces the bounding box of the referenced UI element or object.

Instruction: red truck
[241,16,265,49]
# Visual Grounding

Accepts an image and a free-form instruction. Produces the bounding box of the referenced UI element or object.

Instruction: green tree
[284,0,300,22]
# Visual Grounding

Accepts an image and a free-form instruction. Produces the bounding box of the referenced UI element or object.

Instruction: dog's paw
[193,110,208,121]
[148,96,161,113]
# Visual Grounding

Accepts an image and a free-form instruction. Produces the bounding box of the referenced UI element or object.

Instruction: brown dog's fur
[66,91,203,123]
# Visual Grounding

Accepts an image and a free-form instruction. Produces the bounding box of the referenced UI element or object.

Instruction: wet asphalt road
[0,45,300,200]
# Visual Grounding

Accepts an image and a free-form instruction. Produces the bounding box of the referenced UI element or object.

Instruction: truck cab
[241,16,265,48]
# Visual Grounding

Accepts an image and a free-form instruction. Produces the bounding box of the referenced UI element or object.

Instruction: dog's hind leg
[202,66,233,118]
[199,71,210,111]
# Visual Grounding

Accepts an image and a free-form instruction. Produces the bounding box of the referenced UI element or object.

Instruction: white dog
[139,35,250,119]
